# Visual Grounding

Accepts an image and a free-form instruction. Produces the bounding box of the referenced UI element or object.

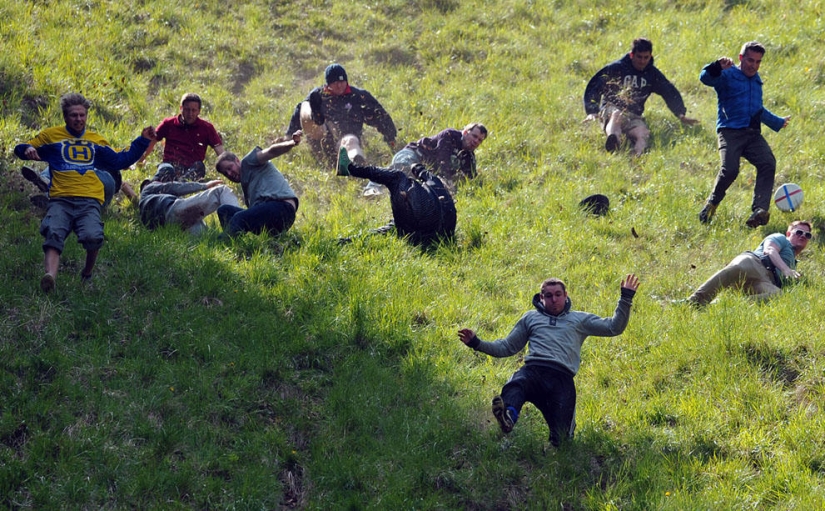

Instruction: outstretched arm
[256,131,302,163]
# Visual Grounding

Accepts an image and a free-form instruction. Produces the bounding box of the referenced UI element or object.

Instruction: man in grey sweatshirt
[458,273,639,446]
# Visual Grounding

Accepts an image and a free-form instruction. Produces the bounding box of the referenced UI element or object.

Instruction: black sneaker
[745,208,770,228]
[336,147,351,176]
[492,395,514,434]
[698,202,717,224]
[30,194,49,209]
[605,134,620,153]
[22,166,49,193]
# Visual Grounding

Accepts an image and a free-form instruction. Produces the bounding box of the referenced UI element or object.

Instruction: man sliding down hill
[362,122,488,196]
[137,92,225,183]
[285,63,397,167]
[18,93,139,207]
[214,131,302,238]
[583,37,698,156]
[336,147,456,248]
[683,220,811,307]
[14,92,155,292]
[458,274,640,447]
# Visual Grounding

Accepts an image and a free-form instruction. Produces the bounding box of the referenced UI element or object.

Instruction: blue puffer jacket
[700,60,785,132]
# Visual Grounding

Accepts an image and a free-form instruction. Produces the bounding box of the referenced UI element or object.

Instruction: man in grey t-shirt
[686,220,812,306]
[214,132,301,237]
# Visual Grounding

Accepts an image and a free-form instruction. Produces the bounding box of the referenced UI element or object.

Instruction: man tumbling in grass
[336,147,456,248]
[14,93,155,292]
[458,274,639,447]
[214,132,301,238]
[138,177,240,235]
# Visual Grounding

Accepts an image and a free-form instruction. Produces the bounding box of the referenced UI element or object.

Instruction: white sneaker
[363,181,384,197]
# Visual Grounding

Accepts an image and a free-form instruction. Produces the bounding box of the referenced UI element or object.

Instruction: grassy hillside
[3,0,825,508]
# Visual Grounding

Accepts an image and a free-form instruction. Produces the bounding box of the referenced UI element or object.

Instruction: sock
[507,406,519,424]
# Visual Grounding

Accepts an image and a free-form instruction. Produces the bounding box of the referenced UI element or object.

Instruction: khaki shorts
[599,103,648,134]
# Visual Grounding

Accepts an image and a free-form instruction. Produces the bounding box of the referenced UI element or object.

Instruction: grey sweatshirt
[468,289,635,376]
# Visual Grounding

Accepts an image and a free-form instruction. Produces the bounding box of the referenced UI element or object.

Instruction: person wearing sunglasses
[686,220,813,307]
[457,273,640,447]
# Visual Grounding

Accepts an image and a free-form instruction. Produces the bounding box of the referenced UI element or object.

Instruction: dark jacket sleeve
[652,67,687,117]
[699,61,724,86]
[13,144,33,160]
[95,136,151,171]
[358,89,397,143]
[583,64,612,115]
[286,102,304,136]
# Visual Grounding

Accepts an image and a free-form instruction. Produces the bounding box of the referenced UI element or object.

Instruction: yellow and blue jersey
[15,126,149,203]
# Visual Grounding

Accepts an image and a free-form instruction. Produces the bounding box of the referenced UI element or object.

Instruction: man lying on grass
[336,147,456,248]
[458,274,640,447]
[684,220,812,307]
[214,131,301,238]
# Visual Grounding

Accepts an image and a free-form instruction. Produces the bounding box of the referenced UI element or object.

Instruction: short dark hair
[60,93,91,117]
[541,278,566,293]
[215,151,238,174]
[631,38,653,54]
[740,41,766,56]
[180,92,202,108]
[463,122,488,136]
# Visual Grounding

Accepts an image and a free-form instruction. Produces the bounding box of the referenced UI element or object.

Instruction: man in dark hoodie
[583,38,698,155]
[336,147,456,248]
[285,63,397,167]
[458,274,640,447]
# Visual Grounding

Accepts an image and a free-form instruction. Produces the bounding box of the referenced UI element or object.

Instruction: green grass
[3,0,825,508]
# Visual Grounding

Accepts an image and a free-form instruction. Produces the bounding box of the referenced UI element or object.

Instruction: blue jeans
[218,200,296,236]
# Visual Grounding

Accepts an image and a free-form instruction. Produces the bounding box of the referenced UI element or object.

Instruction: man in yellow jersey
[15,93,156,292]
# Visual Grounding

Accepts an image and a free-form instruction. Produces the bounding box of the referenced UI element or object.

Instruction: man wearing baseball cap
[285,63,397,167]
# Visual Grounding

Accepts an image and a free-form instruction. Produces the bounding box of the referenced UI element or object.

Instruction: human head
[179,92,202,125]
[739,41,765,78]
[461,123,488,152]
[787,220,813,253]
[325,63,348,85]
[325,63,349,96]
[215,151,241,182]
[540,278,568,316]
[60,93,91,134]
[629,38,653,71]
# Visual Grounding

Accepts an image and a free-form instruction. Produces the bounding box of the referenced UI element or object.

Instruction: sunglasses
[793,229,813,240]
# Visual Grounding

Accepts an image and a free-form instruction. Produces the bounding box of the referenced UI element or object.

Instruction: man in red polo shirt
[139,92,224,182]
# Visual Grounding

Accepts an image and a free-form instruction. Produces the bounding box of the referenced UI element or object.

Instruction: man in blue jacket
[698,41,791,228]
[458,274,640,447]
[584,38,698,155]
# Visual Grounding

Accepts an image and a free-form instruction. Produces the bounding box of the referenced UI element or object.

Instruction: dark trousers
[348,164,456,247]
[501,364,576,446]
[708,128,776,212]
[218,201,296,236]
